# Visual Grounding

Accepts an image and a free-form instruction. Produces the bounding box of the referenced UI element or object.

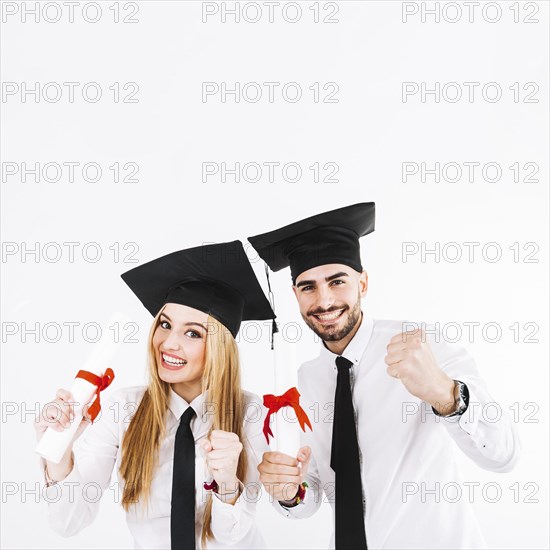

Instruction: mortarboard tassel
[264,262,279,350]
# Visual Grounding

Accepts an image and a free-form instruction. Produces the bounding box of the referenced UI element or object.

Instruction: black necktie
[171,406,196,550]
[331,356,368,550]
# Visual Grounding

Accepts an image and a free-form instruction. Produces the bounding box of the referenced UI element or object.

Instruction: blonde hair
[119,308,248,547]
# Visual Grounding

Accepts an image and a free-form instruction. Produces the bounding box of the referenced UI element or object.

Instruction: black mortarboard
[120,241,275,337]
[248,203,375,282]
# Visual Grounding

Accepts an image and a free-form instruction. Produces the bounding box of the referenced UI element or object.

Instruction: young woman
[35,241,275,549]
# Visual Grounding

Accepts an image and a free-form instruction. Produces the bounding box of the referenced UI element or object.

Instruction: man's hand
[385,329,456,415]
[258,446,311,502]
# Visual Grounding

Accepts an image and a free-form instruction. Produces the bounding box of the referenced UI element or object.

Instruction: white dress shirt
[40,386,269,549]
[276,316,520,549]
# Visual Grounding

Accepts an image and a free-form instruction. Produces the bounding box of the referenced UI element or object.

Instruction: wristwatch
[432,380,469,418]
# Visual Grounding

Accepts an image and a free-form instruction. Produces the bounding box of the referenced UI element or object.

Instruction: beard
[302,293,362,342]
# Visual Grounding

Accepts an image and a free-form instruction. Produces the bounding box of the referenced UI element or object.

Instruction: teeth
[316,310,342,321]
[162,353,186,365]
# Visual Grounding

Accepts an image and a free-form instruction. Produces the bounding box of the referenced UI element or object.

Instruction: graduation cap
[248,203,375,283]
[120,241,275,338]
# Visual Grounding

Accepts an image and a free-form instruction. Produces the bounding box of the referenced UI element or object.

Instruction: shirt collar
[320,314,374,370]
[168,387,207,423]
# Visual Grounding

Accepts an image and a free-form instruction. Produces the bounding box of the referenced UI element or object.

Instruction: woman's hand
[35,388,92,443]
[35,388,92,481]
[202,430,243,495]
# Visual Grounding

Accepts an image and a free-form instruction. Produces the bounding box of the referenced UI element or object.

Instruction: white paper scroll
[272,330,301,459]
[36,312,129,464]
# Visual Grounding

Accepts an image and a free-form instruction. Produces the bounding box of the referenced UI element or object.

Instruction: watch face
[454,381,469,415]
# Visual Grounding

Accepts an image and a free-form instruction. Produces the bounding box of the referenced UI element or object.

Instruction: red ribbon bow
[75,368,115,423]
[262,387,312,445]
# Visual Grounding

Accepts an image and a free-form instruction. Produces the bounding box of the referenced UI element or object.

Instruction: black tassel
[264,263,278,350]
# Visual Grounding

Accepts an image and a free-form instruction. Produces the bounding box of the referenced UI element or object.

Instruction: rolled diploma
[36,312,129,464]
[273,331,300,458]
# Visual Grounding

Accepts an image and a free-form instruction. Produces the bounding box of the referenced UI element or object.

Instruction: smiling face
[293,263,368,353]
[151,303,209,402]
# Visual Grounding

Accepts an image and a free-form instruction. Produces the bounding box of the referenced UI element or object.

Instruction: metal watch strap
[432,380,469,418]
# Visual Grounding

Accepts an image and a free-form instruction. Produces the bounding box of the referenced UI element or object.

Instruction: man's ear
[292,284,298,298]
[359,270,368,298]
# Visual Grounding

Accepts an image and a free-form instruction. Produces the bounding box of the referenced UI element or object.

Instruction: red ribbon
[75,368,115,423]
[262,387,312,445]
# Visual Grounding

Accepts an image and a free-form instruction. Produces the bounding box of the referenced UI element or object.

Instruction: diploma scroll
[273,331,301,458]
[35,312,128,464]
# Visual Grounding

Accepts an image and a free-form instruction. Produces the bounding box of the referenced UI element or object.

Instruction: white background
[1,1,548,548]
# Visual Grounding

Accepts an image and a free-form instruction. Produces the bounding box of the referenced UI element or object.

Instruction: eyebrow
[159,314,207,331]
[185,322,208,331]
[295,271,349,288]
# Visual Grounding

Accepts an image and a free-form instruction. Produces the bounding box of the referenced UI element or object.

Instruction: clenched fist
[384,329,456,415]
[202,430,243,497]
[258,446,311,503]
